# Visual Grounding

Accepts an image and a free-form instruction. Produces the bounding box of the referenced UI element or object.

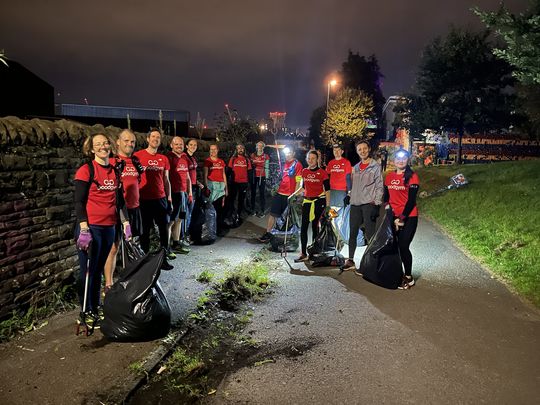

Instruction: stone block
[0,154,28,170]
[46,205,70,221]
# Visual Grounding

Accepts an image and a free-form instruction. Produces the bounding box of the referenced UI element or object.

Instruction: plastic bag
[359,208,403,289]
[101,247,171,341]
[334,205,365,246]
[269,205,300,252]
[189,198,217,245]
[307,215,344,258]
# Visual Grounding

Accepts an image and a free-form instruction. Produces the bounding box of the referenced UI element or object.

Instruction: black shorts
[270,193,289,218]
[171,192,187,221]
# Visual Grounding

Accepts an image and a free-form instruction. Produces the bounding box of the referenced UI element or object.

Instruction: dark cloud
[0,0,530,128]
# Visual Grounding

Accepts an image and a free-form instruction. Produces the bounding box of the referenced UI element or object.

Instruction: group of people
[258,141,419,290]
[73,129,272,325]
[73,130,419,327]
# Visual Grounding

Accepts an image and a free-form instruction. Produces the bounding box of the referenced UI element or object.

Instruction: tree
[392,94,442,139]
[214,110,257,144]
[340,51,385,121]
[474,1,540,85]
[416,27,515,163]
[308,105,326,148]
[321,88,374,145]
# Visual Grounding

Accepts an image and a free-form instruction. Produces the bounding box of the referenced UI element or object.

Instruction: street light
[326,79,338,112]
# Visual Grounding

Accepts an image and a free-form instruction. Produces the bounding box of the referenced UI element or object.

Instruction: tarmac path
[0,215,538,404]
[208,217,540,404]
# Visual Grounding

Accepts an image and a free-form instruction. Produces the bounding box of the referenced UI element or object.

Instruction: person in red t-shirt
[204,144,228,235]
[74,133,130,328]
[133,128,174,270]
[287,150,331,262]
[185,138,204,236]
[104,129,144,291]
[384,149,420,289]
[326,143,352,208]
[228,144,252,217]
[250,141,270,217]
[259,147,303,243]
[167,136,193,255]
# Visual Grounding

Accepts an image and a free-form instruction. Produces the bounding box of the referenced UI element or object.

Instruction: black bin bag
[189,197,217,245]
[269,205,300,252]
[101,246,171,341]
[359,208,403,289]
[307,215,344,259]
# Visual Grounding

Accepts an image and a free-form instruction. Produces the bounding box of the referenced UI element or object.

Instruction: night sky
[0,0,530,128]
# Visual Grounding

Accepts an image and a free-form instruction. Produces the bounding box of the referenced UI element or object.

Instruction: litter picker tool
[281,201,297,271]
[76,244,96,337]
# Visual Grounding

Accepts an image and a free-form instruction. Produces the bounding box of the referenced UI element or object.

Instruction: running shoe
[398,275,415,289]
[172,243,190,254]
[294,254,309,263]
[340,259,356,272]
[166,250,177,260]
[354,268,363,277]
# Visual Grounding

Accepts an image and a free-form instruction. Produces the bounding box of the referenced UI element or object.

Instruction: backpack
[85,160,124,211]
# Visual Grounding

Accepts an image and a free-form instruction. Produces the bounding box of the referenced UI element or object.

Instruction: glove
[343,195,350,206]
[77,229,92,251]
[167,200,173,215]
[188,194,193,204]
[370,204,381,221]
[324,206,332,216]
[123,223,132,240]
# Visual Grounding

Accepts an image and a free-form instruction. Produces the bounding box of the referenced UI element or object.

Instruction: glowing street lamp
[326,79,338,112]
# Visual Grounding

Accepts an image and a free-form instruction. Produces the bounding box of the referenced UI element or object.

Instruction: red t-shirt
[277,159,303,196]
[75,161,118,226]
[134,149,170,200]
[167,152,190,193]
[302,167,329,198]
[185,152,198,185]
[385,171,420,217]
[204,158,226,182]
[326,158,352,191]
[251,152,269,177]
[116,156,140,209]
[228,155,252,183]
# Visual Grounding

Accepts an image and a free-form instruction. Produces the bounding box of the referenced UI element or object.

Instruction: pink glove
[123,223,132,240]
[77,229,92,251]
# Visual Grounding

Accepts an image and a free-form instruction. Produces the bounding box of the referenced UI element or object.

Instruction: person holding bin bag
[74,133,131,334]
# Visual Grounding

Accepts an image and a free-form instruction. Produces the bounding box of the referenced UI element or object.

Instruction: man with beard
[134,128,174,270]
[228,143,252,218]
[104,129,144,289]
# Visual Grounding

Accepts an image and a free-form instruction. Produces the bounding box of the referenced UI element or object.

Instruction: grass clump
[0,283,77,342]
[196,269,215,283]
[416,160,540,306]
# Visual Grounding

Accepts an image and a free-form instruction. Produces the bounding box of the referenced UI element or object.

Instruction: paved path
[209,217,540,404]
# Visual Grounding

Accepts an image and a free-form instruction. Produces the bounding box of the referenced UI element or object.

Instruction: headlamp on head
[395,149,410,159]
[283,147,291,155]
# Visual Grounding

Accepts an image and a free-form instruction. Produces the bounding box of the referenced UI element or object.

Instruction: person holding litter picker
[288,150,331,262]
[74,132,131,334]
[384,148,420,289]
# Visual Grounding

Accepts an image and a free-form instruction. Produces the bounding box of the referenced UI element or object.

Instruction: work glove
[123,223,132,240]
[77,229,92,251]
[343,195,350,206]
[324,206,332,216]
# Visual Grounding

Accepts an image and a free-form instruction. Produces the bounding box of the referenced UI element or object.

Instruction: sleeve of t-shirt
[321,170,329,180]
[228,158,234,168]
[204,159,211,168]
[326,164,331,175]
[164,157,170,171]
[345,160,352,174]
[295,161,303,174]
[247,159,252,170]
[74,163,91,182]
[410,172,420,185]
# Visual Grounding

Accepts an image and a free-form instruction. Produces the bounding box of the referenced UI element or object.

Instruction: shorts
[270,193,289,218]
[171,192,188,221]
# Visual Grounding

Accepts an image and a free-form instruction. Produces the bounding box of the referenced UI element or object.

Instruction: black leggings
[229,182,248,215]
[348,204,379,259]
[250,177,266,212]
[300,198,325,255]
[396,216,418,276]
[213,196,226,231]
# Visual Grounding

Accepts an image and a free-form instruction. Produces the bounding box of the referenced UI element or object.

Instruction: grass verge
[416,160,540,306]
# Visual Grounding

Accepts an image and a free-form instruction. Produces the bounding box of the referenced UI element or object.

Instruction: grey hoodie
[350,158,384,206]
